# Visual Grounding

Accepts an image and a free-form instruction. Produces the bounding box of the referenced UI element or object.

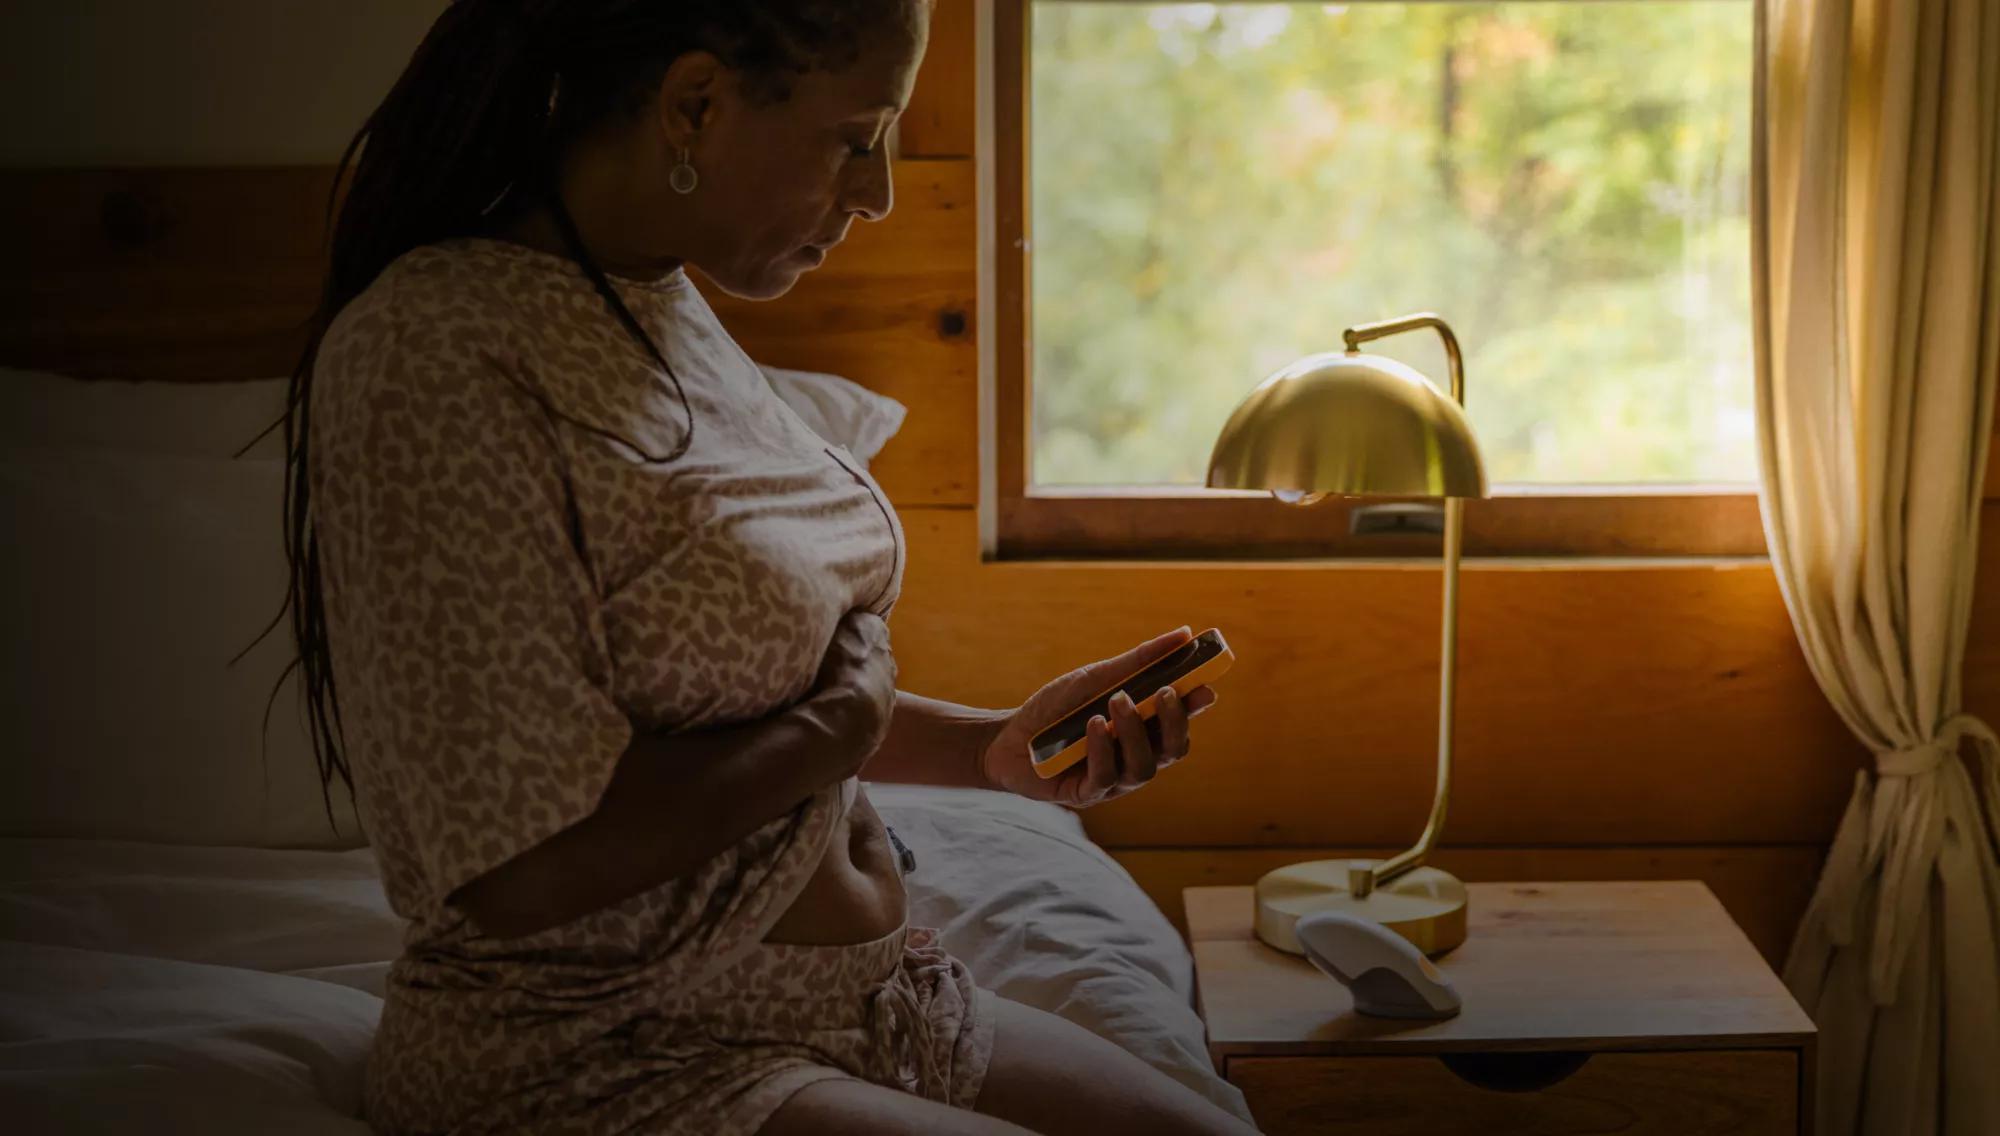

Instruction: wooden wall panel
[1108,845,1824,967]
[0,161,980,508]
[1968,517,2000,706]
[900,0,977,159]
[0,166,336,380]
[707,159,978,505]
[890,507,2000,848]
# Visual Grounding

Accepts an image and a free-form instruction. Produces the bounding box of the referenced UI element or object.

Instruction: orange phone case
[1030,628,1235,780]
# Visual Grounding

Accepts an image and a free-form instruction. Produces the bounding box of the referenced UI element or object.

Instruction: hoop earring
[479,181,516,218]
[669,149,699,195]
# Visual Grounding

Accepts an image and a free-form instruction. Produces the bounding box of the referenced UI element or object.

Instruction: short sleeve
[311,307,633,912]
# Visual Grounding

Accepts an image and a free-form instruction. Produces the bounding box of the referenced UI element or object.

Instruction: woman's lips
[799,230,847,265]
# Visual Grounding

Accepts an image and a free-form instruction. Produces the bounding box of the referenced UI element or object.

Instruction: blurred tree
[1029,1,1755,487]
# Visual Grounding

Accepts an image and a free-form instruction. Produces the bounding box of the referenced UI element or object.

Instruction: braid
[257,0,920,827]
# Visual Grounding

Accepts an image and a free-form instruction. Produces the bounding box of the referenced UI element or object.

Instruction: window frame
[992,0,1769,561]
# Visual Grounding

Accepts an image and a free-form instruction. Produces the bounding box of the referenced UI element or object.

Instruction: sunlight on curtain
[1755,0,2000,1132]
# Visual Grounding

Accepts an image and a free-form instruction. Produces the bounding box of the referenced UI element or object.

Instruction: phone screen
[1031,631,1225,766]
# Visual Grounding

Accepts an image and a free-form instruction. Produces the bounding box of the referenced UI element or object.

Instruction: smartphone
[1030,628,1234,780]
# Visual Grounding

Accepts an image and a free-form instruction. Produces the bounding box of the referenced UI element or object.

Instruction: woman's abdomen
[761,784,906,945]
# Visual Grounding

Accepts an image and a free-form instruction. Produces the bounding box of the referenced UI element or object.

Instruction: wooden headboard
[0,0,981,390]
[0,159,977,512]
[2,167,337,381]
[0,161,974,377]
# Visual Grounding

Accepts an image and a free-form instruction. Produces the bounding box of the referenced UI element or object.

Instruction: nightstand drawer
[1230,1049,1800,1136]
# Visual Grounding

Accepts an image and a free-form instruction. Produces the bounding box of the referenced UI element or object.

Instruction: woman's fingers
[1080,714,1120,804]
[1059,684,1218,808]
[1109,691,1159,785]
[1069,626,1193,697]
[1151,686,1191,764]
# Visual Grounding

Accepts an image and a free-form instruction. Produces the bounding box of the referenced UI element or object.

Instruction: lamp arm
[1353,494,1460,896]
[1337,313,1465,899]
[1341,312,1465,404]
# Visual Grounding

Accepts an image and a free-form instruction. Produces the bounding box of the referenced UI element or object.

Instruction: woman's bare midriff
[761,783,907,945]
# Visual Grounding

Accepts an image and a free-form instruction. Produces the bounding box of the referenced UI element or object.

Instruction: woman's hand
[795,610,899,779]
[977,626,1218,809]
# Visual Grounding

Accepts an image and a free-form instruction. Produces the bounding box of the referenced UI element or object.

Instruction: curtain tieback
[1840,713,2000,1004]
[1875,714,1999,777]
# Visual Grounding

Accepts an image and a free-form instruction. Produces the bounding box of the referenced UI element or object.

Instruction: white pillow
[0,443,361,849]
[869,784,1256,1126]
[758,364,908,465]
[0,372,291,460]
[0,363,905,850]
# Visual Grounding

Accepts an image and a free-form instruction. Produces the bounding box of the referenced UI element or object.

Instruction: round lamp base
[1254,860,1469,958]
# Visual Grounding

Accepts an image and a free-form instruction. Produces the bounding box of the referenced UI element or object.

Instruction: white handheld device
[1293,911,1463,1020]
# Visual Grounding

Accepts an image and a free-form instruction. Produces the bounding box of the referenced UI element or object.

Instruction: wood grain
[1113,845,1822,967]
[993,0,1032,505]
[1229,1050,1799,1136]
[1187,882,1815,1056]
[893,508,1869,846]
[900,0,976,158]
[893,507,2000,847]
[703,159,978,505]
[0,166,337,381]
[1001,488,1770,558]
[0,161,979,504]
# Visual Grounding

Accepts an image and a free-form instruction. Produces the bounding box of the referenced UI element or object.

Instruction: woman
[290,3,1254,1134]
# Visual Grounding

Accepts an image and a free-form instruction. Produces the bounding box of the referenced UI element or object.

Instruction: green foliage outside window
[1030,2,1756,487]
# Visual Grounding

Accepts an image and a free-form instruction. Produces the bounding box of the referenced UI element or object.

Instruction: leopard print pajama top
[310,238,989,1133]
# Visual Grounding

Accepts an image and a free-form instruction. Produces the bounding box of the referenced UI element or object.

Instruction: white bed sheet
[0,842,386,1135]
[870,783,1249,1120]
[0,786,1250,1134]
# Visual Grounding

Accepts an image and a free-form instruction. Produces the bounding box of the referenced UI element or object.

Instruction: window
[995,1,1766,558]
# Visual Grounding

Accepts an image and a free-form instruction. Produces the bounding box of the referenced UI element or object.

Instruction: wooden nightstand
[1187,881,1816,1136]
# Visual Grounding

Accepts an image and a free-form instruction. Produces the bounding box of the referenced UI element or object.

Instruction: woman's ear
[655,50,727,147]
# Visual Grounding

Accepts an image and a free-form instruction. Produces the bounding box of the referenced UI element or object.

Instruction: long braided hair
[277,0,918,825]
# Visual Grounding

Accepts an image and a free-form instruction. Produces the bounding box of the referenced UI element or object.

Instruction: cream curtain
[1755,0,2000,1133]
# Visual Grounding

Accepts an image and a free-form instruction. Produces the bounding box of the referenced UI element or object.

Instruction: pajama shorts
[634,922,1000,1136]
[365,922,998,1136]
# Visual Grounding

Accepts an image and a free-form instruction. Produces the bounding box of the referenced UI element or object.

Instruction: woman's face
[677,9,930,300]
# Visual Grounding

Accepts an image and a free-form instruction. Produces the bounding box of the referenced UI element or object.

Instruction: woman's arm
[451,708,847,938]
[891,629,1222,809]
[859,690,1007,789]
[452,614,897,939]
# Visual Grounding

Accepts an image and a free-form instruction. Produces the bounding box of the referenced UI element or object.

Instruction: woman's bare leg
[759,1077,1039,1135]
[760,995,1259,1136]
[972,995,1259,1136]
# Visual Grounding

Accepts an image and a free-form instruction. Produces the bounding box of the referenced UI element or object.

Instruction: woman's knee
[758,1075,1040,1136]
[973,997,1260,1136]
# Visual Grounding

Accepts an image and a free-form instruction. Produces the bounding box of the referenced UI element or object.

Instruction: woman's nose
[844,150,894,223]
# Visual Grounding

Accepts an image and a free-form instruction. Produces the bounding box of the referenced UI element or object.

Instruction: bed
[0,366,1255,1131]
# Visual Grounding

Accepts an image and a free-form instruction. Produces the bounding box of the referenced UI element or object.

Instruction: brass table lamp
[1205,313,1488,958]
